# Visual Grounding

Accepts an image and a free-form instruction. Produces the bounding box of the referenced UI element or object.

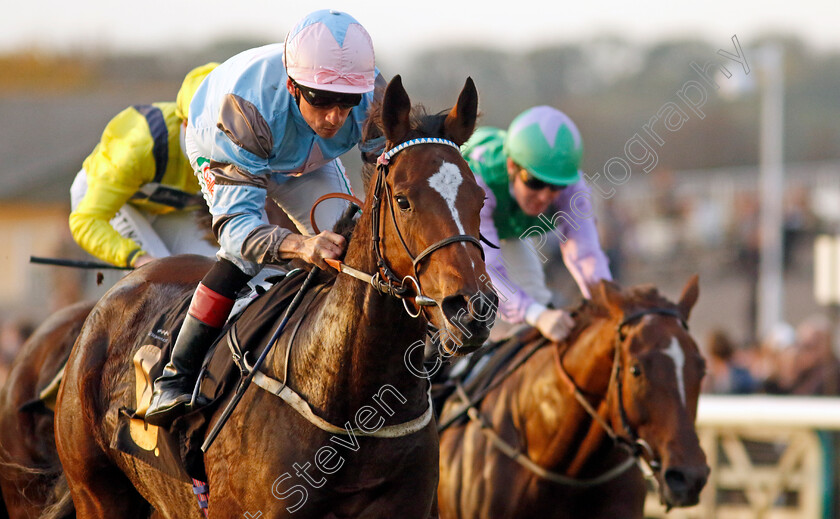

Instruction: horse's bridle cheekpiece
[555,307,688,479]
[318,137,485,319]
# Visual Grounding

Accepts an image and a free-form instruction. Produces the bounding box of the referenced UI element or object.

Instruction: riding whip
[201,266,321,452]
[30,256,134,270]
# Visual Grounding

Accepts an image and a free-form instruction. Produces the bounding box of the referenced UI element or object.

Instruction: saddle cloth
[110,267,325,482]
[432,327,539,426]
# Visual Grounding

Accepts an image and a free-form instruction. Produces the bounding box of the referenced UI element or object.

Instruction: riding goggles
[293,80,362,109]
[518,168,566,192]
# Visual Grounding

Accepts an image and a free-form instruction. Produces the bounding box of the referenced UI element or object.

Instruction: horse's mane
[332,203,360,247]
[561,281,679,347]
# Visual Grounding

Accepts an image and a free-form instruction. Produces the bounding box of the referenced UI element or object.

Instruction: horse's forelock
[361,102,453,190]
[560,283,681,352]
[623,285,679,313]
[364,102,449,141]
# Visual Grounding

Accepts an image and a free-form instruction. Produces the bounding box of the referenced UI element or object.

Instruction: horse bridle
[555,307,689,475]
[323,137,486,318]
[443,307,689,487]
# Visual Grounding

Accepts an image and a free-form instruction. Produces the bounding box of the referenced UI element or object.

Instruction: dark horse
[0,301,92,519]
[52,76,497,518]
[437,277,709,519]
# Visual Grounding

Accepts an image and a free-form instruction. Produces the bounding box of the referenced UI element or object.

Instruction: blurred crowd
[703,315,840,396]
[597,167,838,284]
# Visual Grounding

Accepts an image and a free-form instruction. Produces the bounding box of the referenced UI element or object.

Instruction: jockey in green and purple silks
[464,106,613,343]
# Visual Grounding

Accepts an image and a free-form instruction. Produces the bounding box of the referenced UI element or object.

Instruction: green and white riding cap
[503,106,583,186]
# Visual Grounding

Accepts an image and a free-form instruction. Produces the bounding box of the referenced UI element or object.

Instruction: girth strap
[247,360,434,438]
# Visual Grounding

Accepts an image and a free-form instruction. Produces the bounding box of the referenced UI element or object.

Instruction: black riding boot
[145,315,218,426]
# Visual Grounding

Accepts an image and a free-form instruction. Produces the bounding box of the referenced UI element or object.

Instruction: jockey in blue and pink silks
[146,9,385,426]
[464,106,613,343]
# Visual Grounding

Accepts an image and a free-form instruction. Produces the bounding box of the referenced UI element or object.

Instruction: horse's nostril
[442,292,498,337]
[441,295,469,322]
[664,468,688,495]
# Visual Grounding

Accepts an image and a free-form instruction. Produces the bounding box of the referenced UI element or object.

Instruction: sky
[3,0,839,60]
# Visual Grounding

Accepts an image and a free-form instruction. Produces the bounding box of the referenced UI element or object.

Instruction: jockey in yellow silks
[69,62,220,267]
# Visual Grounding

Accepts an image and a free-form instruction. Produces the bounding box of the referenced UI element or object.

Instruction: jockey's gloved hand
[528,307,575,343]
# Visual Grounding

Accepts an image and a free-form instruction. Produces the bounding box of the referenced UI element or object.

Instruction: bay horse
[0,301,92,519]
[52,75,497,519]
[437,277,709,519]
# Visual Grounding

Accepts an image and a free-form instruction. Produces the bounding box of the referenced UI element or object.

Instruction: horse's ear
[677,274,699,321]
[597,279,623,315]
[443,77,478,146]
[382,75,411,145]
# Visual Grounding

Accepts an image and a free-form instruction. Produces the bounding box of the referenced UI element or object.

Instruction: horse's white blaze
[428,162,475,269]
[664,337,686,407]
[429,162,465,234]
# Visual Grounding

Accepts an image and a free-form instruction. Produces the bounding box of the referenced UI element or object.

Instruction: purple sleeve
[476,176,536,324]
[553,179,612,299]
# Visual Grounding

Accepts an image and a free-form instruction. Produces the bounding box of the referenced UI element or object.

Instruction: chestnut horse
[0,301,92,519]
[52,75,497,519]
[437,277,709,519]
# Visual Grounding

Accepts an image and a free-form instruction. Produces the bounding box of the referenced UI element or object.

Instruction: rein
[437,338,551,432]
[455,307,687,488]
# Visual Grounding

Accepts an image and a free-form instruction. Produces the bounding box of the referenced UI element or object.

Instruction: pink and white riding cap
[282,9,376,94]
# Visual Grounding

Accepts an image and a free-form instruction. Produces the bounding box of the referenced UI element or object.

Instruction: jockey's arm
[553,180,613,299]
[477,178,542,325]
[479,202,573,342]
[201,163,344,273]
[69,108,157,267]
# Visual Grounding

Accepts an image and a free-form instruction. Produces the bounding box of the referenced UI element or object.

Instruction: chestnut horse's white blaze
[664,337,686,407]
[428,161,474,267]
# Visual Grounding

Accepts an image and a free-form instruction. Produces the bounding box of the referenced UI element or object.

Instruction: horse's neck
[515,318,619,475]
[278,216,428,422]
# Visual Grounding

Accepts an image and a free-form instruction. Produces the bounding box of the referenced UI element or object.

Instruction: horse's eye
[395,195,411,211]
[630,364,642,377]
